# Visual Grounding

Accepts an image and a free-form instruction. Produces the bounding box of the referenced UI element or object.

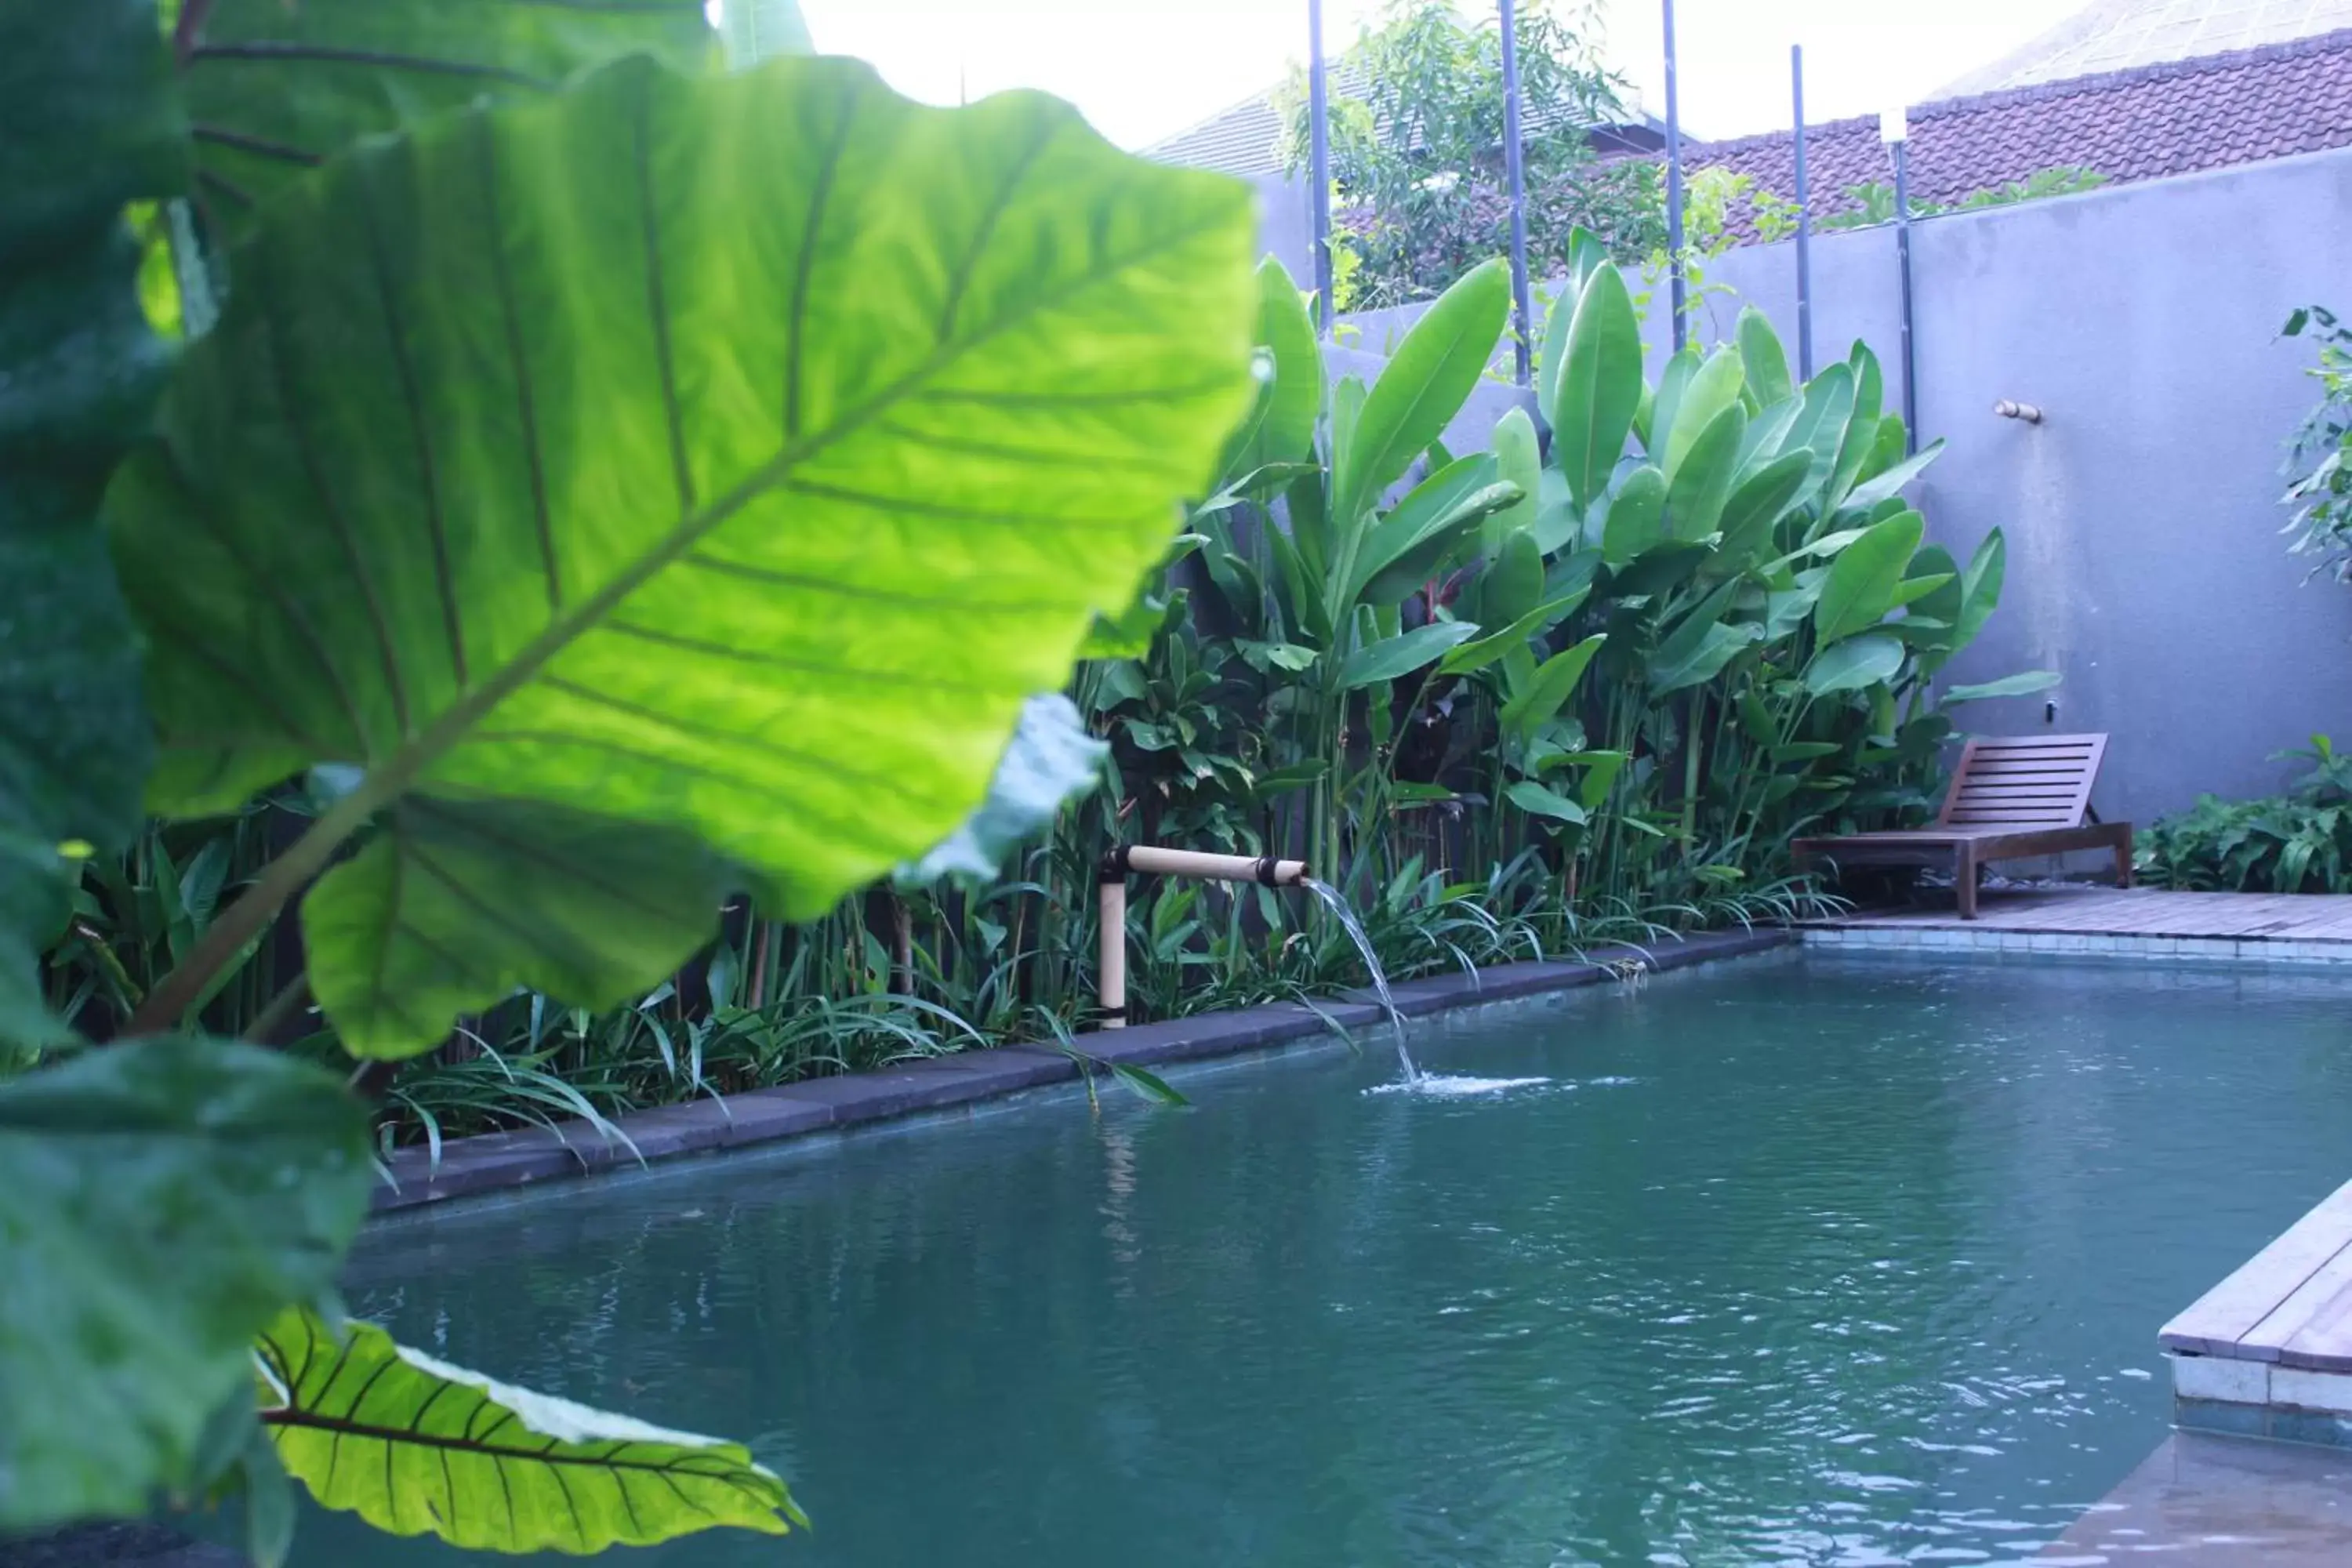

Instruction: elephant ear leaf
[181,0,720,235]
[106,55,1259,1056]
[256,1308,802,1550]
[0,1042,372,1530]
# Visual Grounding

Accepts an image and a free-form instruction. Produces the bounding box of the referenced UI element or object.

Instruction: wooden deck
[1814,887,2352,948]
[2164,1179,2352,1373]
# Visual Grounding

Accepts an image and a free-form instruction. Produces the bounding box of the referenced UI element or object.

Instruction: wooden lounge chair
[1793,734,2132,919]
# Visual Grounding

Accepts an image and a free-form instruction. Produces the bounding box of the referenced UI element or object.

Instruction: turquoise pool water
[316,953,2352,1566]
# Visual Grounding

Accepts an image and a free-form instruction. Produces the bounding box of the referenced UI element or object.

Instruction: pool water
[317,953,2352,1566]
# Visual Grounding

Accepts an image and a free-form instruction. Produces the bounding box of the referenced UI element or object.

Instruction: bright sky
[793,0,2073,148]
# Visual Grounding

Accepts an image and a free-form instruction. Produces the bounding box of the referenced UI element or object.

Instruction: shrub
[2138,735,2352,892]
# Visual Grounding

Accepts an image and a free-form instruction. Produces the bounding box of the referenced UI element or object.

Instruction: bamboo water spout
[1095,846,1310,1029]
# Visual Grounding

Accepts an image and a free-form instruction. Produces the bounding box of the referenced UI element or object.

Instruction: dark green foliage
[2140,735,2352,893]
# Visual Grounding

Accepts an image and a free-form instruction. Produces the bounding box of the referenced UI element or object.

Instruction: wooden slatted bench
[1793,733,2132,920]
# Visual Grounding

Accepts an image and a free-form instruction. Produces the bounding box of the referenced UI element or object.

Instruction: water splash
[1299,876,1417,1083]
[1366,1074,1549,1098]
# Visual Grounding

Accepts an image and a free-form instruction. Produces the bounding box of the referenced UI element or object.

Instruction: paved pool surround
[371,927,1792,1212]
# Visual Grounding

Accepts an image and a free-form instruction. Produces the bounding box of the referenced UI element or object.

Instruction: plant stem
[244,974,312,1045]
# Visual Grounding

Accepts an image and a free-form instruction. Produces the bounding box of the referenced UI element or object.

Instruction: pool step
[2164,1176,2352,1447]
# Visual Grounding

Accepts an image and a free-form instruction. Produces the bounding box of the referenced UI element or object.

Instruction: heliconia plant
[1102,232,2053,921]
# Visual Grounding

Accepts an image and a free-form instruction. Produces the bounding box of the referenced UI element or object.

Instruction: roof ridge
[1910,23,2352,118]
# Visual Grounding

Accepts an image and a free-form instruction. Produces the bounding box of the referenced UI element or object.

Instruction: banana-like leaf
[1218,259,1321,482]
[1784,363,1855,505]
[1498,633,1606,740]
[0,1042,372,1529]
[1337,622,1479,691]
[1332,260,1509,525]
[1940,670,2062,704]
[1472,529,1544,629]
[1485,406,1543,556]
[107,56,1258,1056]
[1651,620,1763,695]
[1952,528,2009,659]
[1844,436,1944,512]
[256,1308,800,1550]
[1645,348,1697,459]
[1663,405,1746,543]
[1353,466,1521,608]
[1804,631,1906,695]
[1814,510,1925,644]
[1600,466,1668,565]
[1549,263,1642,509]
[1736,307,1792,407]
[1504,779,1586,826]
[0,0,180,1035]
[1706,448,1814,577]
[1439,592,1588,677]
[183,0,717,234]
[1661,346,1745,481]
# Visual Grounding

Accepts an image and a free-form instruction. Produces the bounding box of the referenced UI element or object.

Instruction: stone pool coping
[371,927,1791,1213]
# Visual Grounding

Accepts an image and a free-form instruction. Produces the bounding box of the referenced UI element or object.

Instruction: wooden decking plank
[2161,1178,2352,1358]
[2245,1241,2352,1363]
[2278,1275,2352,1373]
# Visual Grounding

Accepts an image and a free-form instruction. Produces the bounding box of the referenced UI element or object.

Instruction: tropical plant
[2140,735,2352,893]
[2281,304,2352,582]
[1279,0,1665,310]
[1,0,1259,1555]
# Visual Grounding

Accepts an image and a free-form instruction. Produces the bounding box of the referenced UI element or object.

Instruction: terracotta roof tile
[1680,27,2352,242]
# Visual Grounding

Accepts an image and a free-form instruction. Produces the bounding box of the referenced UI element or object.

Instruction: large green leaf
[1549,263,1642,510]
[1941,670,2061,704]
[1600,465,1668,565]
[0,1041,372,1528]
[1504,779,1587,826]
[1247,258,1323,470]
[1844,435,1944,512]
[1352,461,1521,608]
[1736,307,1792,407]
[182,0,717,232]
[1331,259,1508,524]
[1662,405,1746,544]
[1498,633,1606,739]
[1707,448,1814,575]
[1338,622,1479,691]
[107,55,1259,1054]
[1484,405,1542,556]
[1804,631,1905,695]
[0,0,183,1034]
[1814,510,1925,644]
[1952,528,2009,658]
[256,1307,800,1549]
[1661,345,1745,481]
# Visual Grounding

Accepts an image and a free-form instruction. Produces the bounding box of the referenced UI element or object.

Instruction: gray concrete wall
[1327,147,2352,822]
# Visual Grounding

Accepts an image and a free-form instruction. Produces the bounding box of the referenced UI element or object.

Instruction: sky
[792,0,2076,149]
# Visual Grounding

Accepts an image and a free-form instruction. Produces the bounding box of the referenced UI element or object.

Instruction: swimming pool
[314,951,2352,1566]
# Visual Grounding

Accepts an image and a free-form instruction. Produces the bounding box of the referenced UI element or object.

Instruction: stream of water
[1299,876,1418,1083]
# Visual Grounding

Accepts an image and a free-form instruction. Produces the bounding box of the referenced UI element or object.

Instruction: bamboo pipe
[1094,846,1312,1032]
[1097,879,1127,1029]
[1108,845,1311,887]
